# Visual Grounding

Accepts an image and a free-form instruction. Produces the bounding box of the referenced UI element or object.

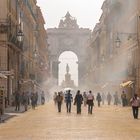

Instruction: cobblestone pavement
[0,102,140,140]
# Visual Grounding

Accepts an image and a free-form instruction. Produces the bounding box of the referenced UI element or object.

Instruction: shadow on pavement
[0,113,17,124]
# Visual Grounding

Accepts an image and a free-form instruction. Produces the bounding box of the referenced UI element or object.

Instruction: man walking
[96,92,102,107]
[15,91,21,111]
[56,92,63,112]
[74,90,83,114]
[87,90,94,114]
[65,90,73,113]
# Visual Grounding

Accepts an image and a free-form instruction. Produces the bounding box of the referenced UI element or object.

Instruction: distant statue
[66,64,70,74]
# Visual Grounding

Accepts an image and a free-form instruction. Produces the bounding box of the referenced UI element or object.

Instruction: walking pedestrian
[114,91,119,105]
[15,91,21,111]
[121,91,128,107]
[53,92,57,105]
[31,93,36,109]
[83,91,87,106]
[22,92,28,111]
[107,92,112,105]
[130,94,140,119]
[65,90,73,113]
[35,92,38,106]
[74,90,83,114]
[87,90,94,114]
[41,91,45,105]
[96,92,102,107]
[56,92,63,112]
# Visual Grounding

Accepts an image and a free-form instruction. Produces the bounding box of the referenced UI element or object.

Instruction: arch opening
[58,51,78,87]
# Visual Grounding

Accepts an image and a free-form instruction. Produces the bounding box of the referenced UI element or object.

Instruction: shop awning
[120,81,134,87]
[0,73,7,79]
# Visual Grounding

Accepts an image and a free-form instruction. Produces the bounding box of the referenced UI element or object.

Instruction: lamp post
[17,28,24,92]
[115,35,121,48]
[17,29,24,42]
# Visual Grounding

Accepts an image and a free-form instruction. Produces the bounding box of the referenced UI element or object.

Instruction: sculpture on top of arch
[59,11,79,29]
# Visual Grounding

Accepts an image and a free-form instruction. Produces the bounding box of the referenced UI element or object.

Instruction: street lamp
[17,29,24,42]
[115,35,121,48]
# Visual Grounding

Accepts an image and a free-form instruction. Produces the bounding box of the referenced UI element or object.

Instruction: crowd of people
[53,90,140,119]
[14,91,46,111]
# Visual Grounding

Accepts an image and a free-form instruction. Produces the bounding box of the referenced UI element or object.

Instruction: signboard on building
[0,70,14,76]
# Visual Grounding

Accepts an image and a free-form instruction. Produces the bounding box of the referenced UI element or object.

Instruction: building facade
[87,0,140,99]
[0,0,49,113]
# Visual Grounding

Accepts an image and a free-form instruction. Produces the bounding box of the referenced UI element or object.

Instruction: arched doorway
[58,51,78,87]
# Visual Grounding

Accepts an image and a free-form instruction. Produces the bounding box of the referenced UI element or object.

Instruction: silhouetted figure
[74,90,83,114]
[87,91,94,114]
[22,92,28,111]
[121,91,128,107]
[130,94,140,119]
[31,93,36,109]
[107,92,112,105]
[65,90,73,113]
[35,92,38,106]
[56,92,63,112]
[15,91,21,111]
[114,91,119,105]
[41,91,45,105]
[53,92,57,105]
[96,93,102,107]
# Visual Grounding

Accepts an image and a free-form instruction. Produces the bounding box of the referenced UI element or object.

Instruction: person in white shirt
[87,91,94,114]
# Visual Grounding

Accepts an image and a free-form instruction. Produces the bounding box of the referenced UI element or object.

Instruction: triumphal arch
[47,12,91,87]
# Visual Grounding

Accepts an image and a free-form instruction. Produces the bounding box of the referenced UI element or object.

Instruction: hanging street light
[115,35,121,48]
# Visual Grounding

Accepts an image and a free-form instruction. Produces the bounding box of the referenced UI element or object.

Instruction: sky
[37,0,105,29]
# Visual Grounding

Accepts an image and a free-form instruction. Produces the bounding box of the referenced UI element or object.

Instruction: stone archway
[47,12,91,87]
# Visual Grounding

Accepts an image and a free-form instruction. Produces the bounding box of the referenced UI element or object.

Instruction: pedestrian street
[0,101,140,140]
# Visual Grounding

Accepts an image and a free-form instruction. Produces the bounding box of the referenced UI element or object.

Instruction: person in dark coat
[22,92,28,111]
[41,91,45,105]
[74,90,83,114]
[56,92,63,112]
[15,91,21,111]
[96,92,102,107]
[31,93,36,109]
[121,91,128,107]
[65,90,73,113]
